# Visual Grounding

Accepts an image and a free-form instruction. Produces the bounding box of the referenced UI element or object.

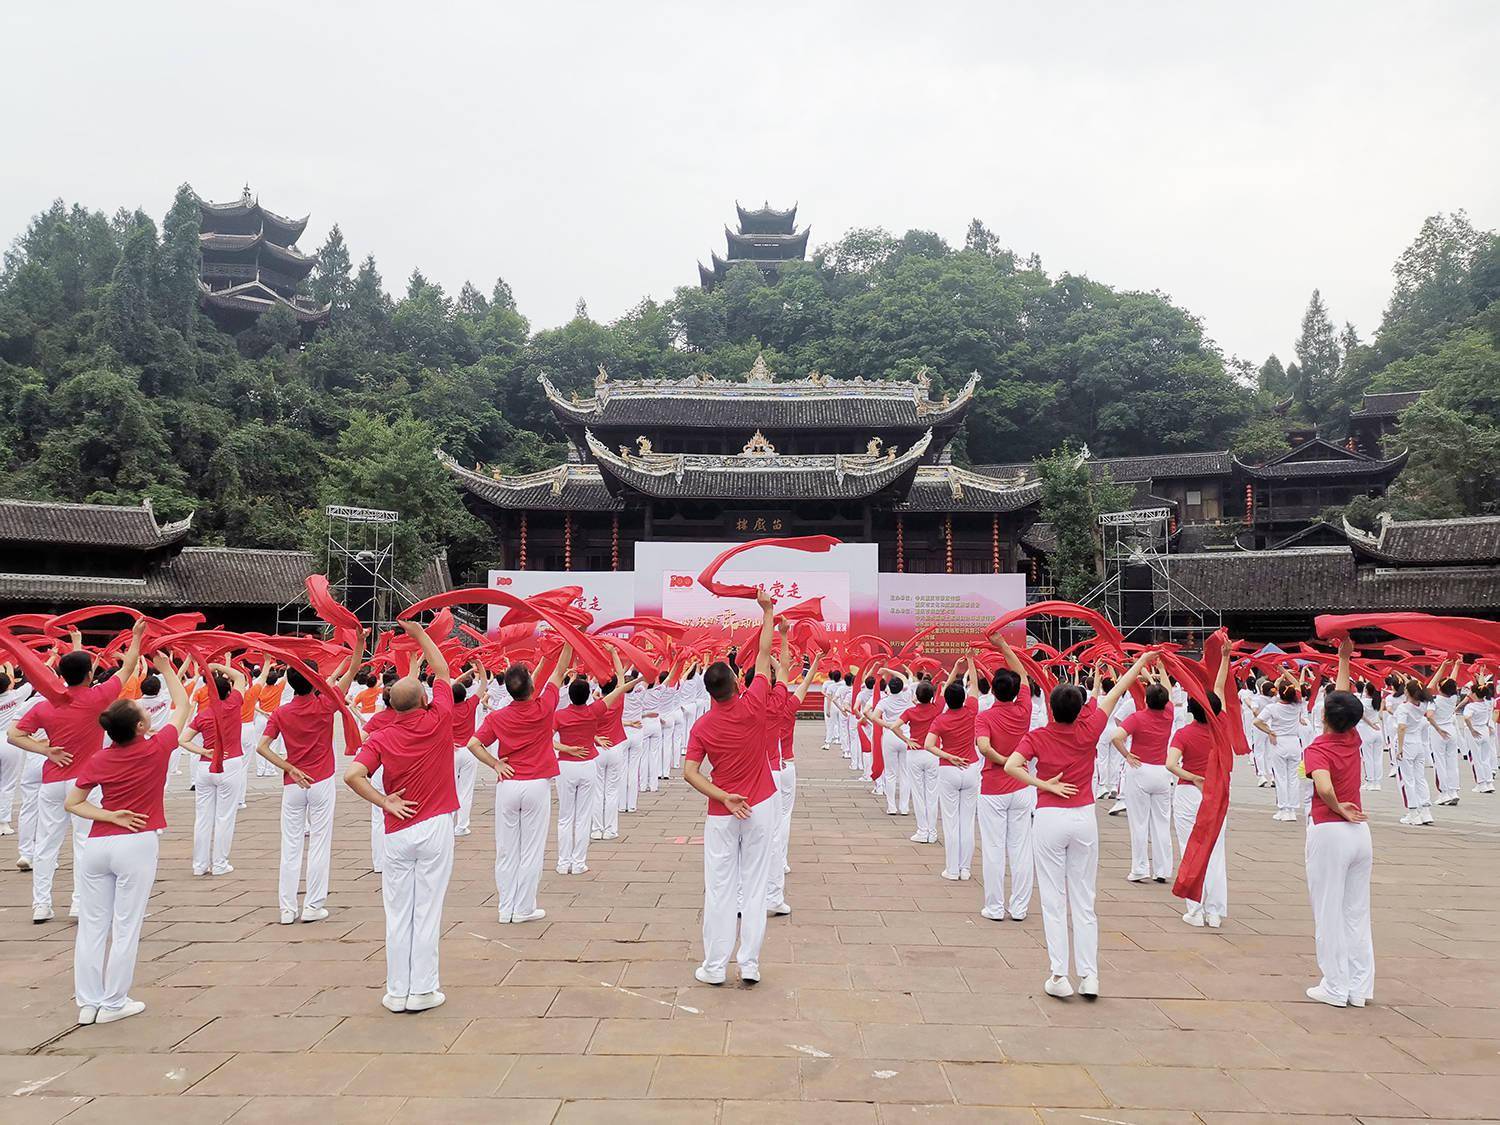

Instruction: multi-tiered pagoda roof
[196,187,330,328]
[699,201,810,289]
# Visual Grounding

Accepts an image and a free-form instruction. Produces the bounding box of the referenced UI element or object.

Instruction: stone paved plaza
[3,722,1499,1124]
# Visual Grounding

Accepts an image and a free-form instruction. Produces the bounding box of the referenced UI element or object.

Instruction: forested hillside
[1,186,1495,578]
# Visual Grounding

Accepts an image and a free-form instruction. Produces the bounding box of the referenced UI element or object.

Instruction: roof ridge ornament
[747,353,773,384]
[742,430,777,456]
[595,364,609,387]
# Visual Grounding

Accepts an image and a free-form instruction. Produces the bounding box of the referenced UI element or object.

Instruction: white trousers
[1305,820,1374,1003]
[74,831,158,1011]
[846,714,860,766]
[555,759,598,871]
[1472,729,1497,786]
[496,777,550,919]
[17,751,44,860]
[594,740,626,836]
[381,813,455,999]
[33,779,91,911]
[885,746,909,814]
[661,709,684,770]
[251,717,276,776]
[701,797,776,976]
[454,746,478,833]
[370,767,386,873]
[1034,805,1099,980]
[0,740,21,827]
[1397,752,1432,810]
[622,728,644,812]
[907,749,940,839]
[937,762,980,877]
[280,776,335,915]
[641,717,663,791]
[1172,784,1227,917]
[978,789,1035,918]
[1123,763,1174,879]
[765,763,797,907]
[1359,733,1384,785]
[1432,728,1460,797]
[1269,747,1302,814]
[192,755,243,874]
[823,703,839,747]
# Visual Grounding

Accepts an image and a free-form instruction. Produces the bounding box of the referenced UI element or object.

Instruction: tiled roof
[972,450,1232,484]
[0,499,193,549]
[542,361,977,432]
[440,454,622,512]
[587,429,932,501]
[1159,548,1500,612]
[1235,449,1408,481]
[1351,390,1426,418]
[1367,516,1500,564]
[896,467,1043,513]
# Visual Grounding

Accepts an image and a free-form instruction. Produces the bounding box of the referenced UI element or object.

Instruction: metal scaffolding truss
[276,504,423,635]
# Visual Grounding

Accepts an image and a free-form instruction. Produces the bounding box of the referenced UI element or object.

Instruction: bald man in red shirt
[683,589,779,986]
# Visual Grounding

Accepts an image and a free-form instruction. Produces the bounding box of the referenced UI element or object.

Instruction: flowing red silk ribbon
[400,589,613,680]
[1316,612,1500,657]
[697,535,842,599]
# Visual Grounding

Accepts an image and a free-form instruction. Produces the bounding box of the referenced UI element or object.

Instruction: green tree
[1292,289,1343,420]
[1035,444,1130,601]
[1230,415,1292,463]
[157,184,201,339]
[99,212,159,368]
[311,224,355,315]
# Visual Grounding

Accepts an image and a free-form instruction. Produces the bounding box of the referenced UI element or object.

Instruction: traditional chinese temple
[197,187,330,329]
[698,202,810,289]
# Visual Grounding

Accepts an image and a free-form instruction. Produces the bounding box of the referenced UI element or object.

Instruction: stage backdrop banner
[634,541,879,636]
[877,572,1027,657]
[485,570,636,634]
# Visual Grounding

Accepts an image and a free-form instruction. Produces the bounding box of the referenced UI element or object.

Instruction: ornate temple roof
[1350,389,1427,419]
[542,357,978,433]
[736,201,797,233]
[975,449,1234,484]
[723,227,810,260]
[1232,439,1408,482]
[196,188,309,246]
[0,498,193,550]
[199,231,316,278]
[1345,515,1500,565]
[585,428,933,501]
[897,465,1042,513]
[198,281,331,324]
[440,452,621,511]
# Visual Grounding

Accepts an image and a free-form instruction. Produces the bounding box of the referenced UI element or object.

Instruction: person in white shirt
[1461,682,1496,793]
[1428,660,1463,806]
[821,669,843,752]
[0,672,38,838]
[869,672,915,815]
[1394,680,1437,826]
[1253,678,1312,822]
[620,674,648,813]
[1358,683,1385,791]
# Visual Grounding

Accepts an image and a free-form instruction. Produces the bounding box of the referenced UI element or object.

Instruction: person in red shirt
[874,666,953,844]
[683,589,778,986]
[590,652,637,842]
[255,648,362,925]
[1303,639,1374,1008]
[1110,663,1177,884]
[765,637,815,917]
[345,621,459,1013]
[551,665,631,877]
[925,657,981,881]
[64,653,192,1026]
[10,621,147,922]
[466,644,571,924]
[976,637,1036,922]
[180,663,248,877]
[1005,651,1151,1000]
[450,666,484,837]
[1167,642,1231,929]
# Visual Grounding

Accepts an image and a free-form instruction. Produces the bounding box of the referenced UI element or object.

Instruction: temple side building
[698,202,810,289]
[197,187,330,329]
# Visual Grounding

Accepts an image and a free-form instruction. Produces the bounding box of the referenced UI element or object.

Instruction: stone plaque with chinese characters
[724,511,793,538]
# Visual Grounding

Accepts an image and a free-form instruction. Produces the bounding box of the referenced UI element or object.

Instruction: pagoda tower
[698,201,809,289]
[196,186,330,330]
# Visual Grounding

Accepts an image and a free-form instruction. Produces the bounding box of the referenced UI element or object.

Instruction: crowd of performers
[1,536,1497,1026]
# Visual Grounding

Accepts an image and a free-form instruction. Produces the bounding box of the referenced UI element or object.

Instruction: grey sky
[4,1,1496,368]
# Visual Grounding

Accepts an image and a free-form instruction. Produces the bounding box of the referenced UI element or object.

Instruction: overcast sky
[4,1,1496,367]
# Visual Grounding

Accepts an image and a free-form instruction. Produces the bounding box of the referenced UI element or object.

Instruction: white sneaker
[68,901,80,918]
[32,904,53,923]
[959,869,971,881]
[1182,909,1205,927]
[981,906,1006,921]
[940,870,961,881]
[556,865,571,876]
[590,830,604,840]
[1306,983,1347,1008]
[1369,783,1382,791]
[381,993,407,1012]
[783,863,790,873]
[301,906,329,923]
[1205,913,1222,929]
[0,824,13,836]
[455,827,472,837]
[1107,801,1126,816]
[570,864,589,875]
[740,964,761,984]
[1348,995,1368,1008]
[1473,785,1487,794]
[405,990,445,1012]
[514,909,547,923]
[909,833,928,842]
[1079,975,1100,998]
[1128,874,1150,883]
[279,910,297,925]
[1043,975,1073,999]
[694,965,726,986]
[95,1000,146,1024]
[767,902,792,916]
[1420,811,1435,825]
[77,1005,97,1025]
[212,864,234,876]
[927,833,938,844]
[16,857,32,871]
[604,831,619,839]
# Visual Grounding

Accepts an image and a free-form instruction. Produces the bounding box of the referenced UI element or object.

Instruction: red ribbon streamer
[697,535,841,599]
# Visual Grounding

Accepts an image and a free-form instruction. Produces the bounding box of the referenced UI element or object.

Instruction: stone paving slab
[3,723,1500,1121]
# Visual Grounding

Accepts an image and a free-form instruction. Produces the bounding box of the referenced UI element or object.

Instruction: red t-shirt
[775,689,798,765]
[16,675,122,784]
[764,684,791,771]
[1120,704,1174,766]
[264,691,336,785]
[928,697,979,766]
[473,682,561,782]
[353,682,458,834]
[1171,721,1213,780]
[555,701,604,763]
[686,677,777,816]
[190,689,245,760]
[598,698,627,746]
[1303,728,1362,825]
[451,694,481,746]
[1015,699,1109,809]
[979,695,1032,795]
[901,700,942,749]
[364,708,396,736]
[73,727,178,837]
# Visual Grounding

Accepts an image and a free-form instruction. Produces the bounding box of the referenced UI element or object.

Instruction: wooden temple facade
[197,187,330,329]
